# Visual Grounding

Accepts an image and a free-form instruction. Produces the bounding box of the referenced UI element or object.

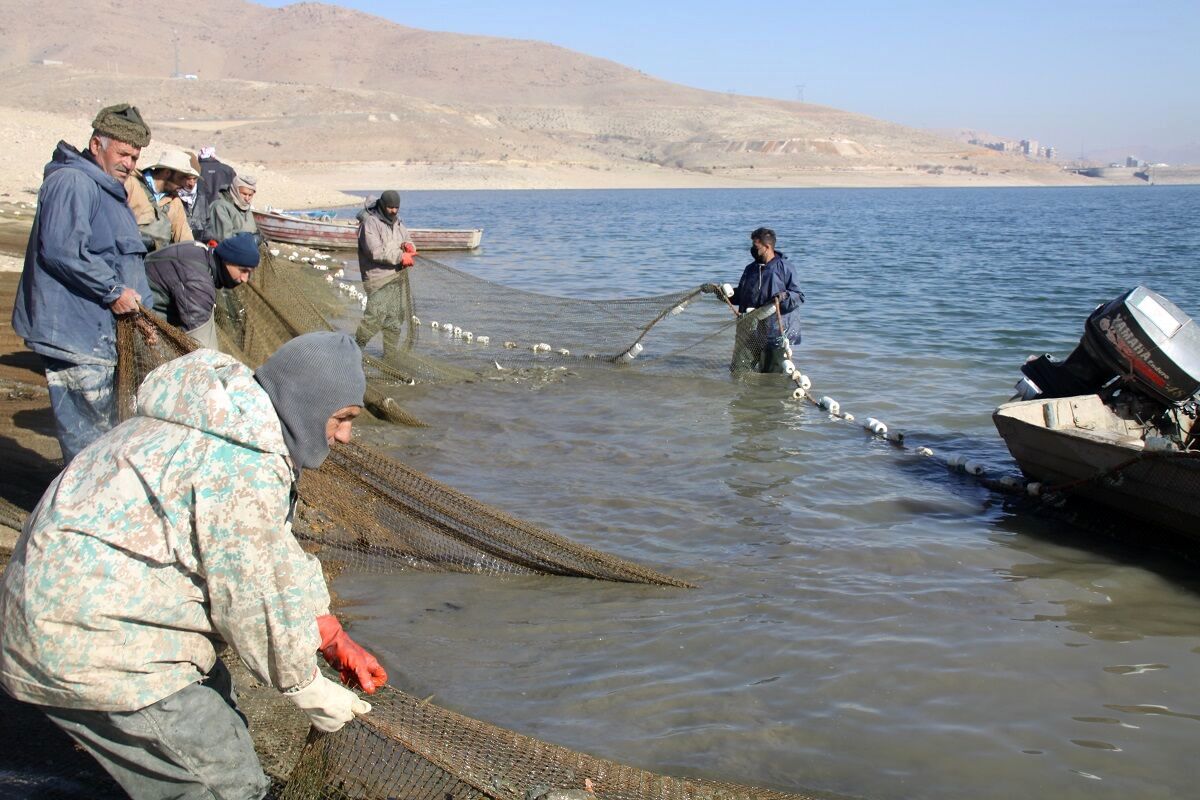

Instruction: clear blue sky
[262,0,1199,162]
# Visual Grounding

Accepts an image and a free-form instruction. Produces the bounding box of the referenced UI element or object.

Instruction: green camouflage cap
[91,103,151,148]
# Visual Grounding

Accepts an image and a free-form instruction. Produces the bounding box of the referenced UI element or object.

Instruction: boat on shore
[253,209,483,251]
[994,286,1200,540]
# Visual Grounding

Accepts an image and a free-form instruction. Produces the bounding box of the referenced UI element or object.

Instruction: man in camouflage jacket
[0,332,387,800]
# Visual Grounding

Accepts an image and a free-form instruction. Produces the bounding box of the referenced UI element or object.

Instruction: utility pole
[795,84,806,103]
[172,29,181,78]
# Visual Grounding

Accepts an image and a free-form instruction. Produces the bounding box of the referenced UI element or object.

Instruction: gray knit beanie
[254,332,366,470]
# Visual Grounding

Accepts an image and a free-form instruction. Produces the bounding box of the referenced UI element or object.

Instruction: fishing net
[115,310,690,589]
[277,682,843,800]
[105,258,843,799]
[243,247,788,386]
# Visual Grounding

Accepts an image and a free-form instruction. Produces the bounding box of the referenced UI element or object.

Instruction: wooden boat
[253,209,483,251]
[993,394,1200,539]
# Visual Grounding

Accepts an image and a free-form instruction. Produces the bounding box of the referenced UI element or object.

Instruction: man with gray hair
[208,172,259,242]
[11,103,154,462]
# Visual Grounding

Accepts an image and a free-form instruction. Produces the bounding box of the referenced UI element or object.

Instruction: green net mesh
[107,247,841,800]
[250,248,784,384]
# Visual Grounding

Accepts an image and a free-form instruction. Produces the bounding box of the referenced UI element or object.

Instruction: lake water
[325,186,1200,800]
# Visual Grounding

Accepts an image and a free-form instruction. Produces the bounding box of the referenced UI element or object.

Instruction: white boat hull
[993,395,1200,539]
[253,210,483,251]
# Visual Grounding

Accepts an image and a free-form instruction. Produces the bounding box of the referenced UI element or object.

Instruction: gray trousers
[40,660,270,800]
[186,309,220,351]
[354,273,410,359]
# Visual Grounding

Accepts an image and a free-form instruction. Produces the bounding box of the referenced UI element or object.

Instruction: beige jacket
[125,170,193,251]
[357,206,413,291]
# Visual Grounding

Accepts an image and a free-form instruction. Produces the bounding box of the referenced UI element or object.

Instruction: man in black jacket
[145,233,259,349]
[197,146,237,208]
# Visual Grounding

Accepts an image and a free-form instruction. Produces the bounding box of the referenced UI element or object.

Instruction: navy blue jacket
[730,252,805,345]
[12,142,151,365]
[146,241,230,331]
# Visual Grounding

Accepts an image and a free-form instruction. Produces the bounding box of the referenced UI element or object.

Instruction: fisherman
[145,232,260,349]
[197,145,236,207]
[703,227,804,373]
[126,148,197,251]
[11,103,154,463]
[354,190,418,358]
[0,331,388,800]
[208,172,259,242]
[176,149,211,241]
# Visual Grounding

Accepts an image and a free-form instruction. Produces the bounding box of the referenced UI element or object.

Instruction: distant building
[1125,156,1139,168]
[1021,139,1039,157]
[969,138,1013,153]
[1045,146,1056,160]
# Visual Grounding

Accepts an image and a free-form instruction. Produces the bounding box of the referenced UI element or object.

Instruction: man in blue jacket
[11,103,154,462]
[704,227,805,373]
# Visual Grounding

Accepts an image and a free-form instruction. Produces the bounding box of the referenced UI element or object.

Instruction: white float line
[784,371,1028,495]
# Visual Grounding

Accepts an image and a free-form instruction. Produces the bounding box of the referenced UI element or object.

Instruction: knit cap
[91,103,151,148]
[254,332,366,470]
[214,233,261,267]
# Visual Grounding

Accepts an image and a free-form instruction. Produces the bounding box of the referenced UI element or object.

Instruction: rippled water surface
[327,187,1200,800]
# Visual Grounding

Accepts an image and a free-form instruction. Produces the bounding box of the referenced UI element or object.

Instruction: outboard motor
[1016,286,1200,407]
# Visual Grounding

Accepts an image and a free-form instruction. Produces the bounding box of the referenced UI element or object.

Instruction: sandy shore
[0,106,358,210]
[278,158,1103,195]
[0,104,1164,214]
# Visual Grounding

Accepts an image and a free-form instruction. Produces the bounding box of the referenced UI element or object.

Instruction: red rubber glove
[400,241,417,268]
[316,615,388,694]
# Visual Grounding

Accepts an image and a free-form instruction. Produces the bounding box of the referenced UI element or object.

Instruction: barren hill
[0,0,1081,190]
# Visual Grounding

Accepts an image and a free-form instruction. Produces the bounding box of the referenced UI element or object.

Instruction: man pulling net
[703,227,805,374]
[0,332,387,799]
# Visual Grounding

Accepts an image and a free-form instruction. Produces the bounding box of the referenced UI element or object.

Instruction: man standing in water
[0,332,387,799]
[704,227,805,373]
[355,190,418,359]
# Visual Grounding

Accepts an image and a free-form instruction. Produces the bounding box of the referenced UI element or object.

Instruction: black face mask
[750,246,764,263]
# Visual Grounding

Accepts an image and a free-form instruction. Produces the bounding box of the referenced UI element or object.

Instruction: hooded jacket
[0,350,330,711]
[145,240,234,331]
[356,201,413,291]
[11,141,153,365]
[730,252,805,346]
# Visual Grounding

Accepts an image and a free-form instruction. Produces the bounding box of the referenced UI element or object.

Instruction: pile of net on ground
[109,260,842,798]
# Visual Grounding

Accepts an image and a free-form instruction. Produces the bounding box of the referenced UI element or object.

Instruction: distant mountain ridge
[0,0,1072,182]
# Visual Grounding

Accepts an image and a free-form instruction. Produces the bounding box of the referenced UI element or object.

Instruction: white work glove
[285,673,372,733]
[721,283,734,298]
